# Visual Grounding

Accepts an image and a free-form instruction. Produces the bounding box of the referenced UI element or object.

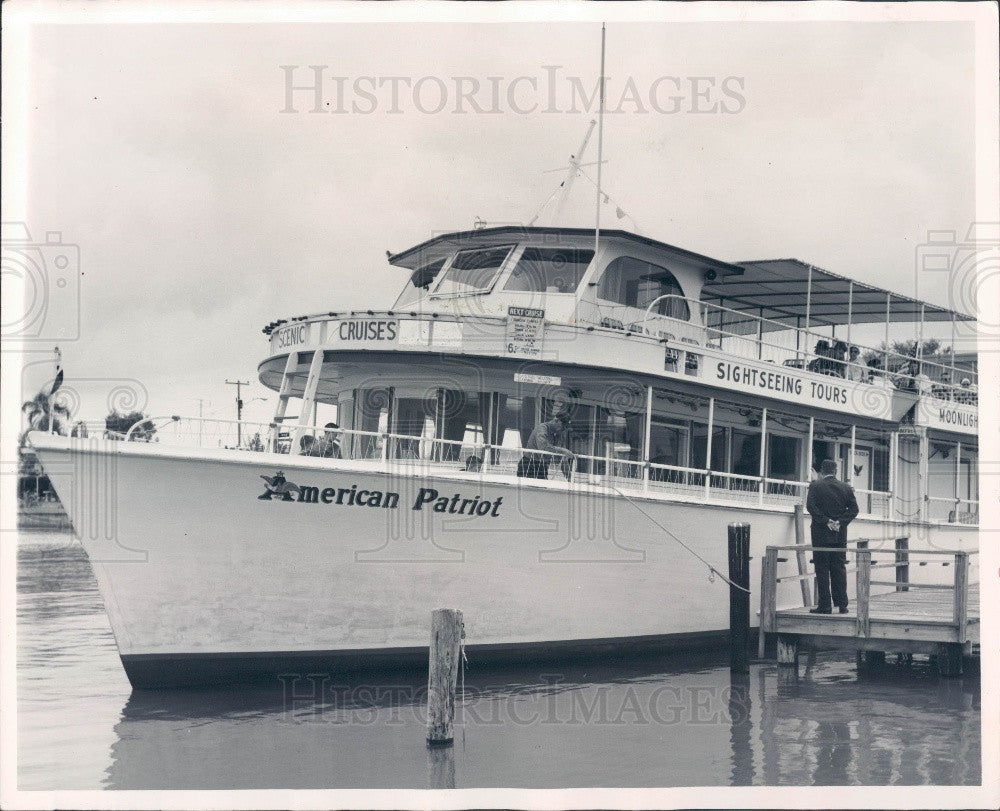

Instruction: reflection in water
[17,532,981,790]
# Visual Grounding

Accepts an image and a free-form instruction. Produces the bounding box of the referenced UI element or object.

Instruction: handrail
[765,544,977,556]
[641,294,978,392]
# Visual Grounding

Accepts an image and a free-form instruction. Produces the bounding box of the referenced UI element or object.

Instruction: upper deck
[261,227,978,435]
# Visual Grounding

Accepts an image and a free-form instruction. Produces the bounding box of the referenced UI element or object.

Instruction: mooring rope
[609,484,752,594]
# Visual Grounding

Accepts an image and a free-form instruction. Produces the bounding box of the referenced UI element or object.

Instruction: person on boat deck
[806,458,860,615]
[807,340,830,374]
[316,422,342,458]
[517,407,574,480]
[846,346,866,382]
[830,341,848,376]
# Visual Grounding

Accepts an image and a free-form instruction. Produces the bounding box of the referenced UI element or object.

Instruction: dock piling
[426,608,464,747]
[728,523,751,673]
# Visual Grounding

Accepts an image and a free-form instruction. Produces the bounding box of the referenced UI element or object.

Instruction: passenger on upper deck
[846,346,866,382]
[830,341,848,377]
[895,360,931,394]
[807,341,831,374]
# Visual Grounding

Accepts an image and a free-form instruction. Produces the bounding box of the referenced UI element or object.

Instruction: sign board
[271,323,311,353]
[505,306,545,358]
[327,318,399,346]
[704,359,895,420]
[914,397,978,435]
[851,447,870,490]
[514,372,562,387]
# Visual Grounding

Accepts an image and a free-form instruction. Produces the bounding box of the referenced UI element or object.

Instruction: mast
[594,22,607,262]
[542,119,598,227]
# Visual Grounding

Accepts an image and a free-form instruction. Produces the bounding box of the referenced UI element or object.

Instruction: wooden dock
[759,544,979,676]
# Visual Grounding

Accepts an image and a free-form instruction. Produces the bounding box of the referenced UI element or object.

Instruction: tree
[105,410,156,441]
[862,339,950,368]
[21,370,69,436]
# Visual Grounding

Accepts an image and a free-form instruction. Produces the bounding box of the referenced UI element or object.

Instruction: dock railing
[760,543,978,645]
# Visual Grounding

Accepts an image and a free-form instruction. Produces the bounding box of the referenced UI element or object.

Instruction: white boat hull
[28,433,977,687]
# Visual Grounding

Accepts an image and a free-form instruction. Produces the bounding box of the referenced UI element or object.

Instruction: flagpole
[594,22,606,265]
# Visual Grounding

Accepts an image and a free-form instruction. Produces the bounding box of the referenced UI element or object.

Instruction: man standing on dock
[806,458,860,614]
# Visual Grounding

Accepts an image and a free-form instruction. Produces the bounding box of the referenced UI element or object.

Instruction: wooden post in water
[728,523,751,673]
[427,608,464,747]
[758,547,778,660]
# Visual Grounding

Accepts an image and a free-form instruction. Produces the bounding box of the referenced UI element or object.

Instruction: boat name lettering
[413,487,503,517]
[258,472,501,517]
[938,407,977,429]
[339,319,398,342]
[275,324,310,349]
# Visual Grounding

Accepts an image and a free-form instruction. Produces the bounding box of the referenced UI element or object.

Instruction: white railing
[636,295,978,402]
[120,415,912,519]
[927,495,980,525]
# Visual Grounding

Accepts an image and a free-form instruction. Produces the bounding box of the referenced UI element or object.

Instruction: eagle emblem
[258,471,301,501]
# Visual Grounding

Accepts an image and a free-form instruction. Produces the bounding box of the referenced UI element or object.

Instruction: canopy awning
[702,258,974,331]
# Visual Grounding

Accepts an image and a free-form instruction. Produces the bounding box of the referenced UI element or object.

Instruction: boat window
[767,434,799,481]
[436,390,485,462]
[731,429,761,478]
[596,257,690,320]
[648,419,689,468]
[432,246,514,296]
[393,259,447,308]
[495,395,537,449]
[503,247,594,293]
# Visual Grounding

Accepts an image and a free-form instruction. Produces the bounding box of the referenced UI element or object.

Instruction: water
[18,530,980,789]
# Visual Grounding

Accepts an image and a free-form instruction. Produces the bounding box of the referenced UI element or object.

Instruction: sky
[8,12,983,425]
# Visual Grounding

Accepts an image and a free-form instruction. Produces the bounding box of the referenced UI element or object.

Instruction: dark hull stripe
[121,629,734,688]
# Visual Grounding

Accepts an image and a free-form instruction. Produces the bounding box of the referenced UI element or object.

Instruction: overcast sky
[13,14,981,424]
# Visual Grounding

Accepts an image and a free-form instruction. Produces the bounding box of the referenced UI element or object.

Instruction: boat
[27,209,980,686]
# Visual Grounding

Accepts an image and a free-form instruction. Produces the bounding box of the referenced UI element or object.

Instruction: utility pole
[195,398,205,447]
[225,380,249,448]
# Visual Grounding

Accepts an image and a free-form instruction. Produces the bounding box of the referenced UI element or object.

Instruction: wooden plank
[793,504,811,607]
[857,549,871,637]
[954,552,969,644]
[896,537,909,593]
[758,547,778,658]
[775,617,963,643]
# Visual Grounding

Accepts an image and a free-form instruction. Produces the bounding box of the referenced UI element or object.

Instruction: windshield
[503,247,594,293]
[432,246,513,296]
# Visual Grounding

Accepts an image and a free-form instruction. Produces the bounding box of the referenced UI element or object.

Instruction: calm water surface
[18,530,981,790]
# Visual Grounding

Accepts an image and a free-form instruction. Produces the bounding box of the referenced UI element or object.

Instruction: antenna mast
[594,22,607,262]
[542,119,598,227]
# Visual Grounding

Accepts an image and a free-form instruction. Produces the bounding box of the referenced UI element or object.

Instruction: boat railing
[122,416,919,521]
[926,494,980,525]
[264,306,977,405]
[635,295,977,402]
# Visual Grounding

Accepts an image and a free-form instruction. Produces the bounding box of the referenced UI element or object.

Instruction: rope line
[609,484,752,594]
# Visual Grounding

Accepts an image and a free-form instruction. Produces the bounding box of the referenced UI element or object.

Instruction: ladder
[270,349,324,455]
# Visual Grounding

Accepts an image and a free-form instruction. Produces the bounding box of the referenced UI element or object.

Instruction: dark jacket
[806,474,860,544]
[524,419,571,457]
